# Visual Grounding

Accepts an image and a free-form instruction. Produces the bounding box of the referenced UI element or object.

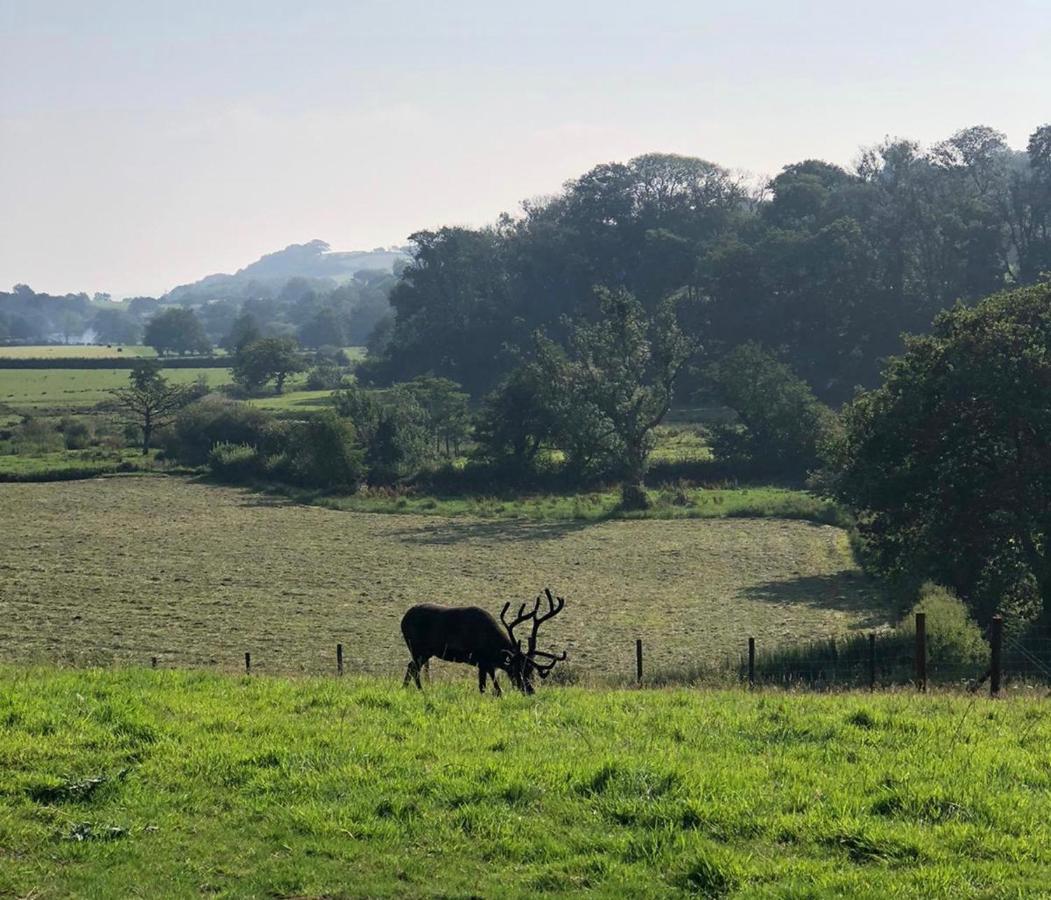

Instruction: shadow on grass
[743,572,893,630]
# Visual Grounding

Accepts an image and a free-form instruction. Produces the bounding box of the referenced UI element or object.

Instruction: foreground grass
[0,668,1048,898]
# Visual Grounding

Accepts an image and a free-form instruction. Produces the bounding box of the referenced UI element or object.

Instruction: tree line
[363,124,1051,403]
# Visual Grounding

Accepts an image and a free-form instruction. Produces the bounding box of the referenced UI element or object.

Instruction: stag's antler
[501,600,536,645]
[529,648,568,678]
[526,588,565,656]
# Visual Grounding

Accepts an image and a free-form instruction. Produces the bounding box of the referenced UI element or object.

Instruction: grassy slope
[0,477,887,676]
[1,669,1048,898]
[0,367,229,410]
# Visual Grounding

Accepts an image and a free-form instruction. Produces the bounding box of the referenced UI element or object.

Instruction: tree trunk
[620,480,650,510]
[141,412,152,455]
[619,437,650,510]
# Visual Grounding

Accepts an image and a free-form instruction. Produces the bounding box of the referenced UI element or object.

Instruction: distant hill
[163,240,411,302]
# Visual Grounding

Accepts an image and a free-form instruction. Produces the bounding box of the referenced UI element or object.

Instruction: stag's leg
[404,657,425,689]
[478,666,487,694]
[491,674,502,697]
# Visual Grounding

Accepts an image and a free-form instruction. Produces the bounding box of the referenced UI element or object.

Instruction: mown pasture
[0,477,888,677]
[1,668,1048,897]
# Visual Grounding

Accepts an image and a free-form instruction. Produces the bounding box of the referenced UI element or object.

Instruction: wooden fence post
[337,643,344,677]
[245,651,251,676]
[635,639,643,685]
[915,612,927,692]
[990,614,1003,698]
[868,633,876,692]
[747,636,756,688]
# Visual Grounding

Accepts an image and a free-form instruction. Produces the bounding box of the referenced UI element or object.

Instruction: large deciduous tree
[832,281,1051,624]
[231,337,305,394]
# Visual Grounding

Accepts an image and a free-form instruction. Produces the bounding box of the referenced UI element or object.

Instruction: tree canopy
[360,124,1051,403]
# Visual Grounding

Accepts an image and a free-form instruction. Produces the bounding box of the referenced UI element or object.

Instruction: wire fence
[16,613,1051,696]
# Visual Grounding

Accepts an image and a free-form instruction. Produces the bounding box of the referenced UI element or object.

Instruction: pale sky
[2,1,1049,299]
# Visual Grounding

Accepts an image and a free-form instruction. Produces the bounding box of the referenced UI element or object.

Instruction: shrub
[59,417,93,450]
[165,397,273,465]
[272,412,364,490]
[305,365,347,391]
[899,582,989,674]
[207,442,262,483]
[12,417,63,454]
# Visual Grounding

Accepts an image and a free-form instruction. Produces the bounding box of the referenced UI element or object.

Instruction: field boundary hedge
[0,356,229,370]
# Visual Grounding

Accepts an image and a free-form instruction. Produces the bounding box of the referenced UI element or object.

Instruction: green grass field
[0,477,888,677]
[316,484,843,525]
[1,668,1047,897]
[0,367,230,410]
[0,344,157,359]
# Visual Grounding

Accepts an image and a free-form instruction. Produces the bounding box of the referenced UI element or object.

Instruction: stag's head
[500,588,568,694]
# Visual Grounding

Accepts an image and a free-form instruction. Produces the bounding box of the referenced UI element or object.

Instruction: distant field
[1,669,1047,897]
[0,477,889,676]
[248,388,337,412]
[0,344,156,358]
[0,367,230,409]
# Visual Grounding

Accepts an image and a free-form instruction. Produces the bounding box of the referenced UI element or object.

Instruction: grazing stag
[401,589,568,695]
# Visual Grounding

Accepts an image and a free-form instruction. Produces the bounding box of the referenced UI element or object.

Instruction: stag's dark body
[401,603,522,694]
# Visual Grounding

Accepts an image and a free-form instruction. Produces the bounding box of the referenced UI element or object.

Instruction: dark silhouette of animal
[401,589,568,695]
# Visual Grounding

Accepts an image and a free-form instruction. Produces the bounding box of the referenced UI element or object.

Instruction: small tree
[707,342,839,479]
[232,337,305,394]
[109,361,194,454]
[562,288,696,508]
[143,308,210,356]
[404,375,471,455]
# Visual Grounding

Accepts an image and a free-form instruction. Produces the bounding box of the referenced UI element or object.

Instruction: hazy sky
[2,1,1049,298]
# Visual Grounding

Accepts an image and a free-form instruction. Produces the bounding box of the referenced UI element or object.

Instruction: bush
[59,417,93,450]
[271,412,364,490]
[900,582,989,674]
[207,442,262,483]
[165,397,273,465]
[305,365,347,391]
[12,417,63,454]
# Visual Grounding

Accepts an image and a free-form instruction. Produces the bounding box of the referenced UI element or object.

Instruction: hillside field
[0,477,889,678]
[1,668,1048,897]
